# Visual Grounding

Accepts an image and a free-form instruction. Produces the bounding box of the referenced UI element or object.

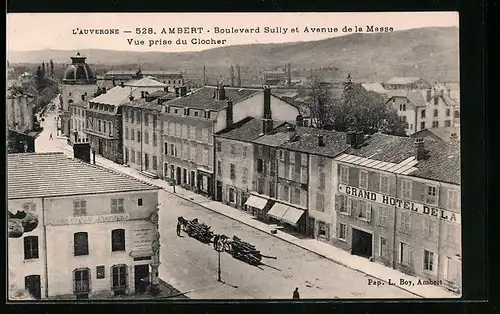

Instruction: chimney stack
[230,65,235,87]
[426,89,432,102]
[73,142,91,163]
[175,87,180,97]
[112,76,116,87]
[415,137,425,160]
[81,94,86,101]
[236,65,241,87]
[287,63,292,87]
[226,99,233,128]
[120,82,124,88]
[346,130,356,146]
[262,118,274,134]
[318,134,325,147]
[216,82,225,101]
[355,131,364,147]
[179,86,187,97]
[295,114,304,127]
[287,125,296,141]
[263,86,272,119]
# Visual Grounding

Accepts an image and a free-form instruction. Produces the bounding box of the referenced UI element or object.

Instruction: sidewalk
[53,140,458,299]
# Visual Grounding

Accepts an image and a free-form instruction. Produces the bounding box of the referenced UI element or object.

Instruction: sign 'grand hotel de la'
[338,184,461,224]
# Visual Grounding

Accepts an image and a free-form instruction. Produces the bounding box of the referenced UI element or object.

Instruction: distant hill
[7,27,459,83]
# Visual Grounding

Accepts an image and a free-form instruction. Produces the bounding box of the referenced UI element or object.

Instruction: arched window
[111,264,128,294]
[111,229,125,252]
[74,232,89,256]
[68,99,73,104]
[73,267,91,297]
[23,236,39,260]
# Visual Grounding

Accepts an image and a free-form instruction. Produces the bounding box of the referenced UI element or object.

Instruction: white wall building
[8,152,161,300]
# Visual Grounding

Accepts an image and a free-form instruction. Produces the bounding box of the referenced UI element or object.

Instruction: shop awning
[281,206,305,226]
[268,202,306,226]
[267,203,289,220]
[197,167,213,174]
[244,194,269,210]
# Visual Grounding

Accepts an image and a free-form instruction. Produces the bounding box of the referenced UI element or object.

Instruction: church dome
[62,52,96,85]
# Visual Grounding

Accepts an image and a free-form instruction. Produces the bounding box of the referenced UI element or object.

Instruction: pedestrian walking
[293,287,300,299]
[49,133,53,140]
[176,222,181,236]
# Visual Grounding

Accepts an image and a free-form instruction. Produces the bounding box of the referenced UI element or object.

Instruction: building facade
[331,134,461,293]
[122,92,167,176]
[60,53,98,138]
[69,100,89,144]
[387,88,458,135]
[99,70,184,93]
[8,152,161,299]
[161,84,300,198]
[384,77,430,90]
[7,89,36,133]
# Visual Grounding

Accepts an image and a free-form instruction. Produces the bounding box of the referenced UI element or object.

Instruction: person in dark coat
[213,234,220,250]
[176,222,181,236]
[49,133,53,140]
[293,287,300,299]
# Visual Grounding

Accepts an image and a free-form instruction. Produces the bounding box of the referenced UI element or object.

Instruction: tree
[303,76,335,128]
[35,66,44,91]
[331,80,407,136]
[41,62,45,77]
[49,59,54,77]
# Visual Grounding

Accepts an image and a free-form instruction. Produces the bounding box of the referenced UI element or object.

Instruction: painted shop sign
[338,184,460,224]
[132,227,153,252]
[68,213,131,225]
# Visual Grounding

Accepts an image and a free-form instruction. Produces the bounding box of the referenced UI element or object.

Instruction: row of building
[59,53,461,293]
[8,152,161,300]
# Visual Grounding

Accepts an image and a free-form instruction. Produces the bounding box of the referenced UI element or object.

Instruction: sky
[7,12,458,53]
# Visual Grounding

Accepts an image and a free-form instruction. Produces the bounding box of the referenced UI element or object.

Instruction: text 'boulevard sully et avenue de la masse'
[71,25,394,36]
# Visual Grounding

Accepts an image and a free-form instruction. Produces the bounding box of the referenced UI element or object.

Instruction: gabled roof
[386,77,425,85]
[344,133,416,164]
[124,76,167,88]
[406,90,427,107]
[90,86,133,106]
[8,152,159,200]
[410,127,460,142]
[163,87,261,111]
[215,117,287,142]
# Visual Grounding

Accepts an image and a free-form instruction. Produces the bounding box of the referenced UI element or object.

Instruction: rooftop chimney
[129,96,134,101]
[296,114,304,127]
[415,137,425,160]
[73,142,91,163]
[81,94,86,101]
[175,87,180,97]
[120,82,124,88]
[355,131,364,147]
[287,125,296,141]
[180,86,187,97]
[262,118,274,134]
[346,130,356,146]
[112,76,116,87]
[226,99,233,128]
[318,134,325,147]
[263,86,272,119]
[216,82,225,101]
[426,89,432,102]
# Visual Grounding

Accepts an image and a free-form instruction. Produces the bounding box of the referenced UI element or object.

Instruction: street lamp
[216,241,223,282]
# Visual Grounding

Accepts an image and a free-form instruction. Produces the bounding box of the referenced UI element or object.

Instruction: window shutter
[347,198,352,215]
[73,270,76,293]
[421,184,427,202]
[334,195,340,212]
[367,204,372,222]
[326,223,330,241]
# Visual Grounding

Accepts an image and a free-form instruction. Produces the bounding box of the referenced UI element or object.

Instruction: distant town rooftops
[386,89,458,107]
[90,86,133,106]
[124,76,167,88]
[386,77,426,85]
[8,152,159,200]
[410,127,460,142]
[361,82,388,94]
[104,70,183,79]
[163,86,261,111]
[122,91,172,111]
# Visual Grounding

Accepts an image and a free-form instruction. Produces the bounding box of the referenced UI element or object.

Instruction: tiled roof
[90,86,134,106]
[442,94,458,106]
[411,127,460,142]
[386,90,409,98]
[215,117,287,142]
[344,133,416,164]
[409,141,461,185]
[105,70,137,76]
[386,77,424,85]
[278,127,350,157]
[124,77,167,88]
[122,96,164,112]
[8,152,158,200]
[406,90,427,107]
[163,87,261,110]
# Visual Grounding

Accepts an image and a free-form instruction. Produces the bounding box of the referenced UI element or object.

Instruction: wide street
[35,109,416,299]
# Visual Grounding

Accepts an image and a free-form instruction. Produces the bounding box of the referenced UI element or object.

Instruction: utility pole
[203,66,206,86]
[217,245,222,282]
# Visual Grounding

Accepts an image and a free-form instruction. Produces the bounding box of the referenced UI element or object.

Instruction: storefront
[243,192,272,219]
[197,167,213,198]
[267,201,307,234]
